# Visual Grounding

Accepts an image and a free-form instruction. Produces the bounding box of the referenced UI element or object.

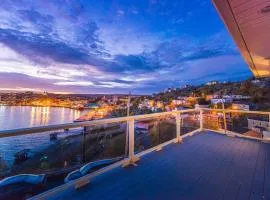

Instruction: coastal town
[0,77,269,139]
[0,78,269,119]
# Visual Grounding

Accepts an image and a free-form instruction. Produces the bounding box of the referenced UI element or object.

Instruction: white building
[181,85,191,89]
[164,88,173,93]
[205,81,218,86]
[222,95,250,100]
[172,99,187,105]
[231,103,250,111]
[206,95,220,100]
[195,104,209,109]
[211,98,232,105]
[251,79,261,84]
[248,119,270,131]
[248,118,270,139]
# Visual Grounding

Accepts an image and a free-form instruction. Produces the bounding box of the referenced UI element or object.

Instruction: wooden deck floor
[48,131,270,200]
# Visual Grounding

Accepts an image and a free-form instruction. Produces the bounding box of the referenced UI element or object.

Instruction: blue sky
[0,0,252,94]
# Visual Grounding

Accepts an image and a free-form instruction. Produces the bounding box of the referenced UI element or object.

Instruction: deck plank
[209,137,248,200]
[236,140,261,200]
[181,135,242,199]
[263,143,270,200]
[218,138,252,200]
[249,144,266,200]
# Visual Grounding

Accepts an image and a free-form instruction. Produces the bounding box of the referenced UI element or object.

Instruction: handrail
[202,108,270,115]
[0,109,197,138]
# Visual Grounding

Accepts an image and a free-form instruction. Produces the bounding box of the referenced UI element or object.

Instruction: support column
[222,102,227,133]
[200,109,203,131]
[124,122,129,157]
[122,119,139,167]
[82,126,87,163]
[175,113,182,143]
[268,113,270,139]
[223,111,227,133]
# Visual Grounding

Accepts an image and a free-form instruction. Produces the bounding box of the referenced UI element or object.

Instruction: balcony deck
[37,131,270,200]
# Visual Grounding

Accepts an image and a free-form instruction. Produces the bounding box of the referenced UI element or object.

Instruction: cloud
[99,81,132,88]
[54,81,94,86]
[0,26,247,93]
[0,28,98,65]
[117,10,125,16]
[0,0,252,94]
[16,9,54,33]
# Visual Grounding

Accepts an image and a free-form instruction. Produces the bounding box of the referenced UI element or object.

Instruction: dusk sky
[0,0,253,94]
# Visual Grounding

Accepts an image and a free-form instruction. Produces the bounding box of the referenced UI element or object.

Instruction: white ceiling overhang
[213,0,270,77]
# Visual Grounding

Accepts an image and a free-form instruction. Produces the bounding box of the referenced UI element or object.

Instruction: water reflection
[73,110,81,121]
[30,107,50,127]
[0,106,88,167]
[0,106,87,131]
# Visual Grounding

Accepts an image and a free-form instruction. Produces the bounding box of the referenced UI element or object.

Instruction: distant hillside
[153,78,270,110]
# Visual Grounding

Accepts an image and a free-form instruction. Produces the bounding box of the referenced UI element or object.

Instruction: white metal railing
[0,108,269,157]
[1,108,269,161]
[203,108,270,115]
[202,108,270,141]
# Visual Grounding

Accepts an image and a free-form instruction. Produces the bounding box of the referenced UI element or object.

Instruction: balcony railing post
[128,118,135,160]
[175,112,182,143]
[82,126,87,163]
[223,110,227,133]
[122,118,139,167]
[200,109,203,131]
[269,113,270,136]
[124,122,129,157]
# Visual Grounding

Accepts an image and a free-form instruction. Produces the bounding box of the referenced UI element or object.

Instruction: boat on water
[74,114,93,122]
[135,121,154,134]
[49,130,82,141]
